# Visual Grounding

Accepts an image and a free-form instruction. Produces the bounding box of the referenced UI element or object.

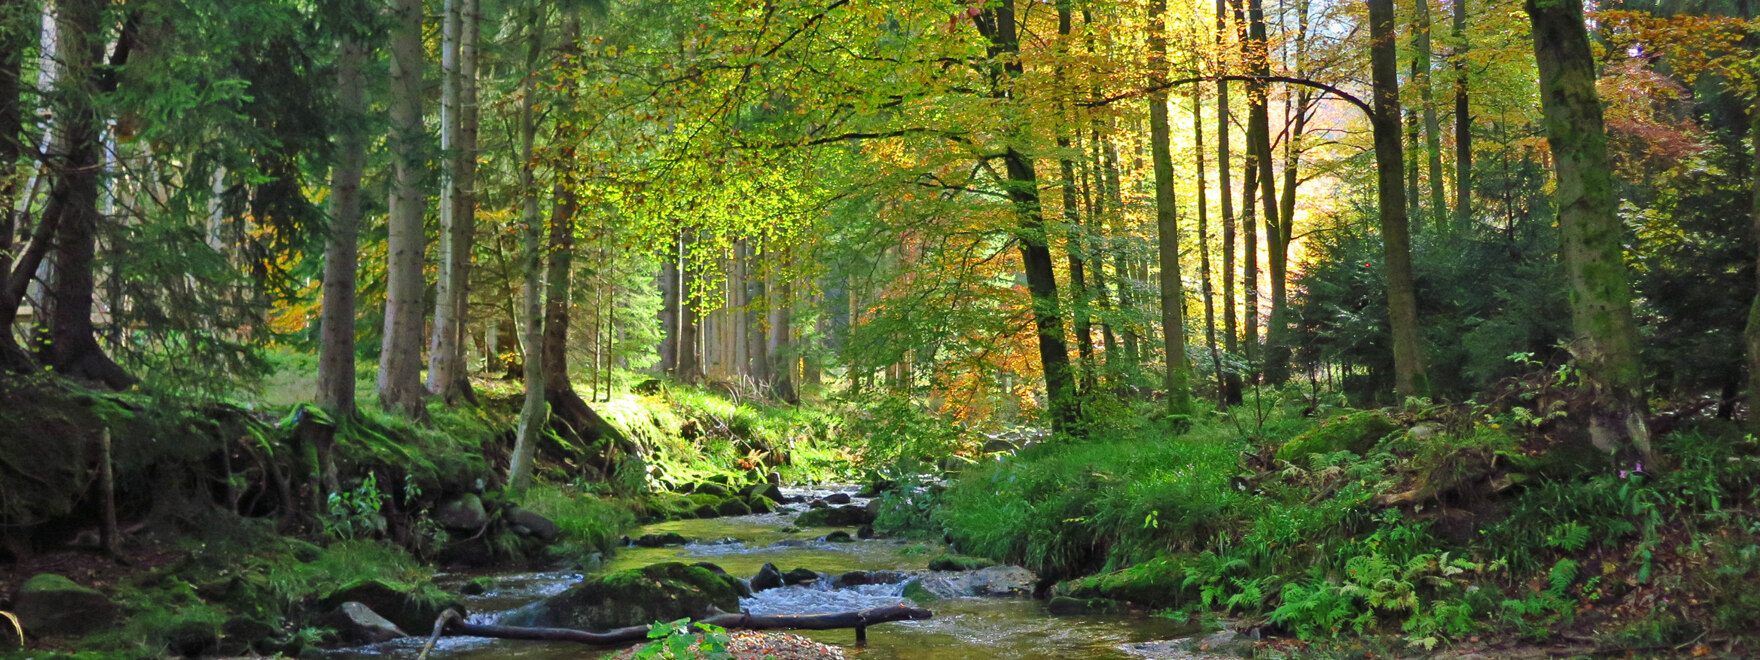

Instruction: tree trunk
[377,0,428,417]
[1370,0,1429,399]
[744,242,770,388]
[1054,1,1096,393]
[317,31,367,416]
[1216,0,1241,405]
[0,0,34,372]
[508,10,548,492]
[768,259,797,404]
[1150,0,1194,418]
[1416,0,1448,234]
[1745,104,1760,433]
[1525,0,1650,460]
[677,233,702,385]
[1452,0,1471,229]
[1247,0,1288,385]
[976,0,1080,434]
[38,0,132,390]
[1240,148,1259,368]
[1104,138,1138,370]
[659,236,680,376]
[429,0,476,400]
[1194,80,1223,406]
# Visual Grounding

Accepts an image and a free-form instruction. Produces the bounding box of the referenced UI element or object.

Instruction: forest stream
[322,487,1217,660]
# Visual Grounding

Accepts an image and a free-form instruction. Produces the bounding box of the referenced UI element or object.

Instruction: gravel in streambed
[604,631,844,660]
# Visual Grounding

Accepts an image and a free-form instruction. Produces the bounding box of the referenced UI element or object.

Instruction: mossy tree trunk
[1150,0,1194,419]
[508,6,548,492]
[1369,0,1429,399]
[1525,0,1651,460]
[1742,100,1760,433]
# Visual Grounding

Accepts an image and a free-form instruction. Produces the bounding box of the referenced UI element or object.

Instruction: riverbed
[334,487,1211,659]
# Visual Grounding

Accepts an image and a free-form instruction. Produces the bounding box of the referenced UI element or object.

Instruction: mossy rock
[13,574,119,637]
[500,562,742,630]
[795,504,874,527]
[747,495,778,514]
[1275,410,1400,462]
[1047,596,1126,615]
[715,497,752,517]
[1056,557,1192,609]
[318,578,464,633]
[928,556,994,572]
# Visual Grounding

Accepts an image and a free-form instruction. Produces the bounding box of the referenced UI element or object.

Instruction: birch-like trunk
[377,0,429,417]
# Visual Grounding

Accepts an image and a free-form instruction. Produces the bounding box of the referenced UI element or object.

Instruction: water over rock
[751,563,786,592]
[499,562,743,630]
[904,565,1035,601]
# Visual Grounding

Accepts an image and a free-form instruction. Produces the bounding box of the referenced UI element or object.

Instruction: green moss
[508,562,742,630]
[1275,410,1399,462]
[1055,557,1193,609]
[928,556,995,572]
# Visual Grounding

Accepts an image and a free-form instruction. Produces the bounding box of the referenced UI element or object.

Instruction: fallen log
[415,603,931,657]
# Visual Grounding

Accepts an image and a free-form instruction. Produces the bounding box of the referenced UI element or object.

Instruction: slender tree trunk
[377,0,428,417]
[1054,0,1096,393]
[1370,0,1429,399]
[659,236,680,376]
[1194,82,1223,406]
[1526,0,1650,459]
[1150,0,1194,418]
[1085,133,1121,363]
[508,9,547,492]
[1405,107,1422,228]
[0,0,34,372]
[38,0,132,389]
[1745,105,1760,433]
[1217,0,1241,405]
[454,0,479,379]
[1416,0,1448,234]
[768,256,797,404]
[744,242,770,388]
[1240,148,1259,368]
[429,0,477,399]
[1452,0,1471,229]
[677,233,702,385]
[1104,138,1139,370]
[317,33,367,416]
[976,0,1080,434]
[1247,0,1288,385]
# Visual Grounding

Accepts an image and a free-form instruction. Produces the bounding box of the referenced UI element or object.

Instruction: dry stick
[99,428,123,561]
[418,604,932,651]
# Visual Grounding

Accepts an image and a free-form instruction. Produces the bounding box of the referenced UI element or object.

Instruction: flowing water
[336,487,1216,660]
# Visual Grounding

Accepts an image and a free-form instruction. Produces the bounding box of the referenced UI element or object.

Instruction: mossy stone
[795,504,874,527]
[1055,557,1192,609]
[715,497,752,517]
[13,574,119,637]
[502,562,742,630]
[1275,410,1400,462]
[318,579,464,633]
[928,556,994,571]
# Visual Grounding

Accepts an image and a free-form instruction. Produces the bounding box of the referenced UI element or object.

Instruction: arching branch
[1083,75,1373,120]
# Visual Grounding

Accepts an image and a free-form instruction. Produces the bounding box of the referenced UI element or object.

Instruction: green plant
[632,619,733,660]
[322,472,386,540]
